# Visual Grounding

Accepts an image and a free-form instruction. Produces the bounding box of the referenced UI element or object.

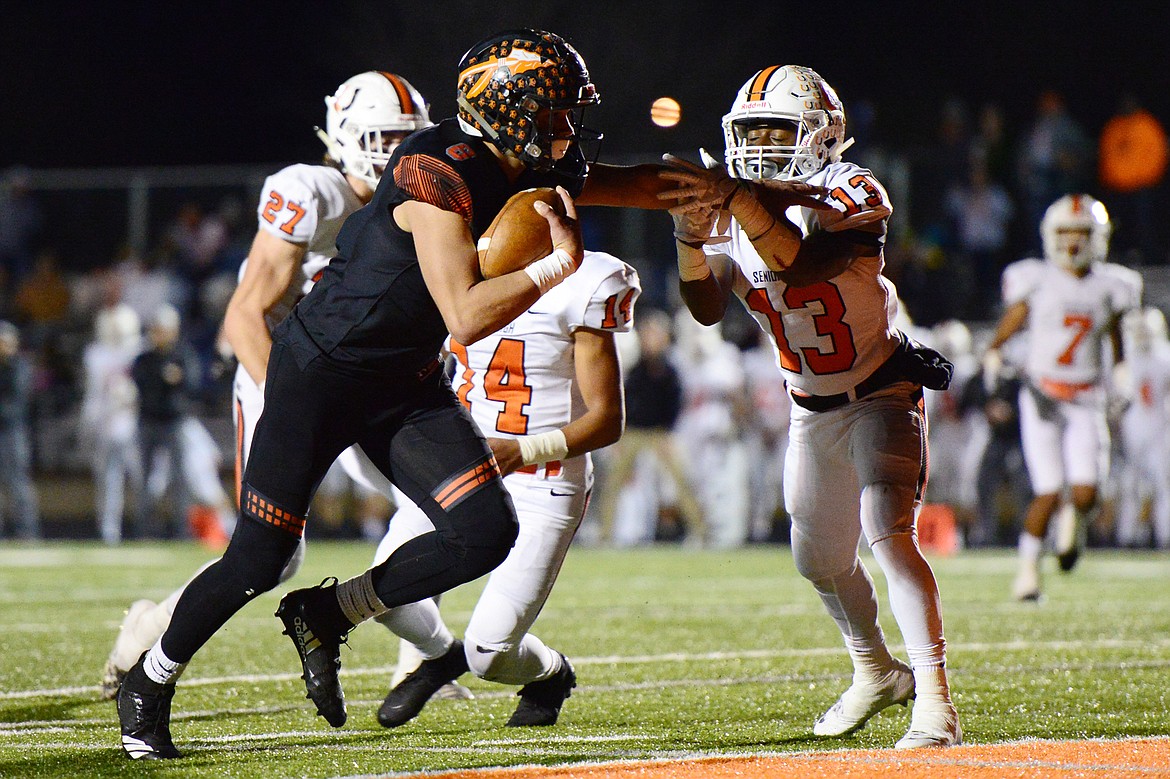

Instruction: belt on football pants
[789,349,905,413]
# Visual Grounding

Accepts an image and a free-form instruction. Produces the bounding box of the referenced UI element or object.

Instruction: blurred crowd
[0,86,1167,550]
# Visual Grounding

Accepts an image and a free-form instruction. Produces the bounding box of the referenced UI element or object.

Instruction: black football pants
[161,341,517,664]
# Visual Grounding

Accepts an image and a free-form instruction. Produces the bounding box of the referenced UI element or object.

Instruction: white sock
[910,663,952,704]
[844,633,899,680]
[335,570,388,627]
[143,642,186,685]
[1018,531,1043,561]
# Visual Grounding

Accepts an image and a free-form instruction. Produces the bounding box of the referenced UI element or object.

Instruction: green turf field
[1,541,1167,778]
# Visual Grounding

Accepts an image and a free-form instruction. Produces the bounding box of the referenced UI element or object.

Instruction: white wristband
[677,246,713,282]
[517,429,569,465]
[524,248,577,295]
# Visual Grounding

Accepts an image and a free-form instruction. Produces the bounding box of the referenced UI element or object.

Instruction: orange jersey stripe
[748,66,781,100]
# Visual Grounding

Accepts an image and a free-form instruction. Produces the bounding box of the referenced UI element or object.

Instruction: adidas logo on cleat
[291,616,321,654]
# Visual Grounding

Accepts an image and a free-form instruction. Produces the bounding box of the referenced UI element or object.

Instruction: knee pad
[459,533,514,584]
[465,641,514,681]
[791,524,859,583]
[861,481,918,545]
[221,517,301,594]
[446,488,518,577]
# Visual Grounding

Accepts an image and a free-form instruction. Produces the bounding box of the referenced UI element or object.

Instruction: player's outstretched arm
[658,153,831,273]
[579,162,677,209]
[223,229,305,385]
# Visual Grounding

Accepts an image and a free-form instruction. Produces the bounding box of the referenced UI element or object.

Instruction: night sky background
[4,1,1169,171]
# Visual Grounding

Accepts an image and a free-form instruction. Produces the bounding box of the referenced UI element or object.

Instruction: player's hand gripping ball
[477,187,568,279]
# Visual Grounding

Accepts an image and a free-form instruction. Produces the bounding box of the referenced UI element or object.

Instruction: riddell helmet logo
[740,100,770,111]
[461,49,554,98]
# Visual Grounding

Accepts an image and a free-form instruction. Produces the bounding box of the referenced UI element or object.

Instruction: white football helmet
[95,304,141,352]
[722,65,850,181]
[318,71,432,188]
[1040,193,1111,270]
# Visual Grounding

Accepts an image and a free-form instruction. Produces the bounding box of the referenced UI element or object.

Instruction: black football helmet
[456,29,600,173]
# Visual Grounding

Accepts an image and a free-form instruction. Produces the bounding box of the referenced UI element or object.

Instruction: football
[477,187,566,279]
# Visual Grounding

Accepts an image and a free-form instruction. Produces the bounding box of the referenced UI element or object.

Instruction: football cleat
[813,661,916,737]
[117,654,181,760]
[276,579,348,727]
[389,638,475,704]
[378,640,470,728]
[895,699,963,748]
[101,599,162,700]
[506,652,577,727]
[1013,557,1042,602]
[433,681,476,701]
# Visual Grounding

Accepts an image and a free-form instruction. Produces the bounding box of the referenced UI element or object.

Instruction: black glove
[896,332,954,391]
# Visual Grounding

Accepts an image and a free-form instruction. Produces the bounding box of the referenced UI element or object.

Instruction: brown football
[477,187,567,279]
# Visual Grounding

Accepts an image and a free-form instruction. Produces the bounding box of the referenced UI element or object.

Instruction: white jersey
[707,160,900,397]
[447,251,640,487]
[248,163,363,330]
[81,342,140,445]
[233,162,390,497]
[1124,345,1170,441]
[1002,258,1142,395]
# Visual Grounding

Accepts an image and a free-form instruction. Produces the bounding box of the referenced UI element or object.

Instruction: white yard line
[4,637,1170,702]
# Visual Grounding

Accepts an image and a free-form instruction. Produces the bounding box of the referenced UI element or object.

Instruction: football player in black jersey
[116,29,822,759]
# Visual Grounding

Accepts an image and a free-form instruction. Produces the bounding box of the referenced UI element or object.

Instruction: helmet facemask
[1040,194,1111,272]
[1049,228,1095,271]
[722,65,849,182]
[318,71,432,189]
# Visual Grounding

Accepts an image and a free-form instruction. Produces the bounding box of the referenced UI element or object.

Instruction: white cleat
[813,661,916,737]
[895,699,962,748]
[100,599,160,700]
[1012,558,1042,602]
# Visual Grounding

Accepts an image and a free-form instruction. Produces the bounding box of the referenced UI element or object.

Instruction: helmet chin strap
[314,127,345,167]
[832,136,856,161]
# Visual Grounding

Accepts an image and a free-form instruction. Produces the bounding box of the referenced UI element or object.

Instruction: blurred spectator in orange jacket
[14,249,71,349]
[1099,94,1168,264]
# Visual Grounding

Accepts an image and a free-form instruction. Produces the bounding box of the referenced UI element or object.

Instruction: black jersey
[279,119,584,376]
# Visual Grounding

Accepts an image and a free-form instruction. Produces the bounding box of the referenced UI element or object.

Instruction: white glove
[658,152,741,214]
[699,147,723,169]
[671,206,730,247]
